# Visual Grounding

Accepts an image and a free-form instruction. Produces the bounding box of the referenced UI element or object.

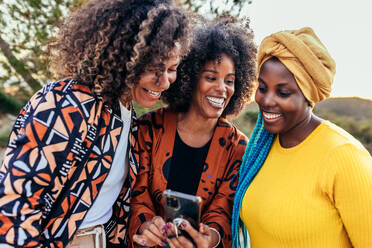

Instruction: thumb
[180,220,200,239]
[199,223,211,235]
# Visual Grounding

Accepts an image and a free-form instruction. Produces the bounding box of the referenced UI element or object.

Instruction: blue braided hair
[231,112,275,247]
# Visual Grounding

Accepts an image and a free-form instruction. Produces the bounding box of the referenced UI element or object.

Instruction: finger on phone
[152,216,167,228]
[132,234,149,247]
[179,220,200,240]
[148,222,166,239]
[142,228,166,246]
[166,222,178,236]
[167,235,186,248]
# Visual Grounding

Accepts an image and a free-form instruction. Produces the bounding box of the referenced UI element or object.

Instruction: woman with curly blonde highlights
[0,0,191,247]
[130,15,257,248]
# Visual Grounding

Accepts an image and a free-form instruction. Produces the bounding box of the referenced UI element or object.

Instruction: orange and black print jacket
[129,108,248,247]
[0,80,139,247]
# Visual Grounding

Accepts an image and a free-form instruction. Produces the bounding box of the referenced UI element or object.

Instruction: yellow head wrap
[257,27,336,107]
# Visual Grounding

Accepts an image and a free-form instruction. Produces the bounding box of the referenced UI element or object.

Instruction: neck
[279,112,321,148]
[176,110,218,148]
[119,97,131,109]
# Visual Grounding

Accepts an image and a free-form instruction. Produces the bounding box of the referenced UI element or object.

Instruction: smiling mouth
[206,96,225,108]
[144,88,161,97]
[262,111,283,120]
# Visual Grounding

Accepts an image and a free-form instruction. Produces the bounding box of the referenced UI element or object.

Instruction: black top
[166,131,211,195]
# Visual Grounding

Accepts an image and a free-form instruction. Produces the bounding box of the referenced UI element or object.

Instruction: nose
[157,72,170,91]
[216,79,226,94]
[257,90,276,108]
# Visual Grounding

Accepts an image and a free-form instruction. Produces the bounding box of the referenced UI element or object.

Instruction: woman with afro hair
[130,15,257,248]
[0,0,191,247]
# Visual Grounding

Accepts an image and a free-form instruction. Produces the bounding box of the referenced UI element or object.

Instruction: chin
[206,111,223,119]
[263,123,281,134]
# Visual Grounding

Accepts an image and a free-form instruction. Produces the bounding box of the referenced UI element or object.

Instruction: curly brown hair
[48,0,191,107]
[162,15,257,117]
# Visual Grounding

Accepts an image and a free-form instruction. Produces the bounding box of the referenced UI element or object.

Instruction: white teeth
[146,89,161,97]
[206,96,225,107]
[263,112,282,119]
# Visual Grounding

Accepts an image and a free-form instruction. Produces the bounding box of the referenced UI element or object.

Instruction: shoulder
[138,107,166,122]
[137,107,177,128]
[24,79,99,131]
[29,79,95,108]
[320,121,368,153]
[217,117,248,147]
[318,121,372,174]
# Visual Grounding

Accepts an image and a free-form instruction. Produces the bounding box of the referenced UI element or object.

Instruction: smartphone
[163,189,202,230]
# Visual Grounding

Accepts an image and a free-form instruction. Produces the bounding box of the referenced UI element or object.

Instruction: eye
[257,85,267,93]
[205,76,216,81]
[168,67,177,72]
[146,67,157,72]
[277,90,291,98]
[226,79,234,85]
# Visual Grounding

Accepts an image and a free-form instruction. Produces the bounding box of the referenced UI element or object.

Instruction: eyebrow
[202,69,217,73]
[202,69,235,76]
[258,77,266,84]
[258,77,289,86]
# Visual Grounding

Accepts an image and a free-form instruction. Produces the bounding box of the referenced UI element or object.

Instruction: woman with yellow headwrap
[232,27,372,248]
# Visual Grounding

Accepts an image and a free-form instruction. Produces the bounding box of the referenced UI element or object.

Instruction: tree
[178,0,252,17]
[0,0,87,114]
[0,0,251,115]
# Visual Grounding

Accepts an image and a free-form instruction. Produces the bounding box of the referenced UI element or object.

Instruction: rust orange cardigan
[129,108,248,247]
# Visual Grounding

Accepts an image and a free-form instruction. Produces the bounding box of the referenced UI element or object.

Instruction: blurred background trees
[0,0,88,114]
[0,0,371,155]
[0,0,251,115]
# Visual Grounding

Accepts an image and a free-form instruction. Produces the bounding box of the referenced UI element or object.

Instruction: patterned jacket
[129,108,248,247]
[0,80,139,247]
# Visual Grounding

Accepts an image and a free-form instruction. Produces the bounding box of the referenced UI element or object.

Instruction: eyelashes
[257,86,292,98]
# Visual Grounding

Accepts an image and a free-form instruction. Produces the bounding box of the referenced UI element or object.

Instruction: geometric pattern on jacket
[0,80,139,247]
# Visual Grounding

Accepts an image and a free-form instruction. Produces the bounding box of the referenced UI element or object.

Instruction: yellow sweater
[241,121,372,248]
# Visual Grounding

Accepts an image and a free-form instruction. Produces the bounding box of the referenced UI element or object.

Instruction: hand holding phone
[163,189,202,230]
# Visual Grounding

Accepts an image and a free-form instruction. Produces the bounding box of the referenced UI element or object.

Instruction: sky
[241,0,372,99]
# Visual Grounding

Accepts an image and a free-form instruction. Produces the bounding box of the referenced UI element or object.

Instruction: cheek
[255,91,262,104]
[169,72,177,84]
[138,73,155,87]
[227,86,235,99]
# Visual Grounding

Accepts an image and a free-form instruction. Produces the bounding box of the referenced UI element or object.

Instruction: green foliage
[0,127,11,147]
[133,101,164,118]
[179,0,252,18]
[0,0,88,112]
[243,111,258,123]
[0,88,23,115]
[0,0,250,115]
[230,110,257,137]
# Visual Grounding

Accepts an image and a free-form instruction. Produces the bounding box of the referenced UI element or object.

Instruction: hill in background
[314,97,372,121]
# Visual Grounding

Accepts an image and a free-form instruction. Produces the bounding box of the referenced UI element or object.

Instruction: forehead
[149,55,180,68]
[259,59,297,86]
[202,54,235,71]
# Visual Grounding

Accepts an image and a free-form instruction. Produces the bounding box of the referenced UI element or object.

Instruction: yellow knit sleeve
[327,143,372,247]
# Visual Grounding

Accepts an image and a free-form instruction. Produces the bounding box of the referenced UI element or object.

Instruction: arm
[129,113,162,247]
[201,134,247,247]
[329,143,372,247]
[0,85,87,247]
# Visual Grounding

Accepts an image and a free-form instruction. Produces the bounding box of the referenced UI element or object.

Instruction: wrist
[209,227,221,248]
